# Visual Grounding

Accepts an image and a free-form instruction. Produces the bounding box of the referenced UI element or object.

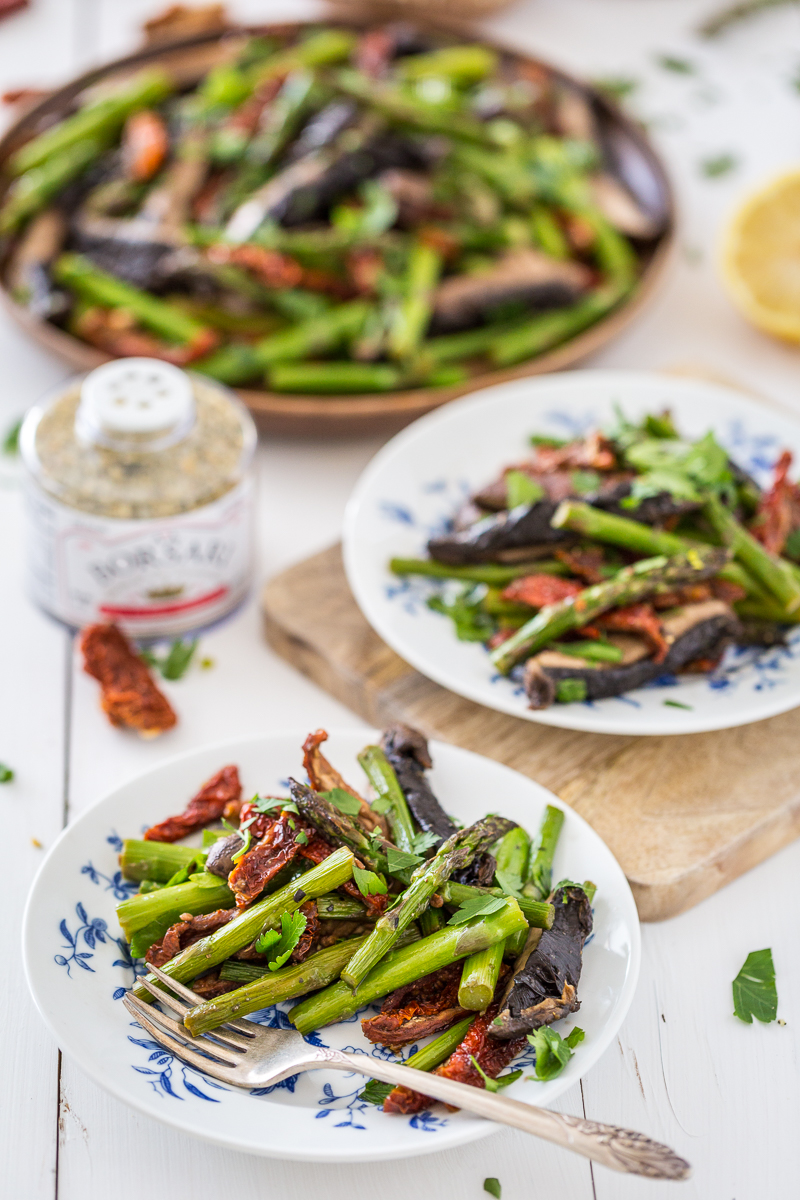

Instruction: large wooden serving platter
[0,18,673,439]
[262,543,800,921]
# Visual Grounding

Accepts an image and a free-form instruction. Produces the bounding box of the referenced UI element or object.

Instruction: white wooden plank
[56,1073,593,1200]
[586,837,800,1198]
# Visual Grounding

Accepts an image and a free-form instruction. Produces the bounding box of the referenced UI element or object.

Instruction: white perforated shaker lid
[77,358,196,449]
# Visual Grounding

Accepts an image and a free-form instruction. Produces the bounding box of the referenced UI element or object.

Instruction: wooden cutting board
[262,543,800,921]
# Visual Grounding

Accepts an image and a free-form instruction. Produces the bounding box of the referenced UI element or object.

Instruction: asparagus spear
[316,893,369,920]
[552,500,685,556]
[494,826,530,891]
[116,875,233,939]
[9,68,173,176]
[389,558,571,584]
[419,906,445,936]
[437,881,554,928]
[525,806,565,900]
[399,1014,476,1072]
[388,240,442,361]
[255,301,371,365]
[0,138,106,233]
[357,745,416,853]
[459,941,505,1011]
[489,288,623,368]
[268,362,402,393]
[290,897,527,1034]
[397,45,498,84]
[491,545,732,673]
[185,935,368,1034]
[341,815,515,989]
[53,254,213,347]
[552,501,768,599]
[289,780,396,876]
[421,323,527,364]
[119,839,202,884]
[704,494,800,612]
[193,343,262,386]
[132,846,353,1000]
[334,69,490,144]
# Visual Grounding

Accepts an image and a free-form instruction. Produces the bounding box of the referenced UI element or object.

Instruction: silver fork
[124,965,689,1180]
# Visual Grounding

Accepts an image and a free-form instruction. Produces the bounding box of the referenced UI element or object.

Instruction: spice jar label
[26,476,254,635]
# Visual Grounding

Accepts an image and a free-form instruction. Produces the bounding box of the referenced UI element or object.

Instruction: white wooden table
[3,1,800,1195]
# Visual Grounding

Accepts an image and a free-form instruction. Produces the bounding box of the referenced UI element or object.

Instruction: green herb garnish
[663,699,693,710]
[428,585,495,643]
[387,846,423,873]
[230,828,251,862]
[446,894,508,925]
[484,1179,502,1199]
[570,469,601,496]
[320,787,362,816]
[139,638,199,680]
[353,864,388,898]
[555,678,588,703]
[470,1057,523,1092]
[359,1079,395,1106]
[412,830,440,855]
[253,796,298,816]
[505,469,545,508]
[0,763,14,783]
[552,640,623,663]
[593,76,639,102]
[255,910,307,969]
[527,1026,585,1080]
[733,948,778,1024]
[295,830,309,845]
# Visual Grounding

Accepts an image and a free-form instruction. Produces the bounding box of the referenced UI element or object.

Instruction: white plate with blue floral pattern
[344,369,800,736]
[22,731,639,1162]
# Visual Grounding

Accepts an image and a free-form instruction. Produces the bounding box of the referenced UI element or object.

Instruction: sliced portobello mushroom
[489,883,592,1040]
[524,599,741,708]
[429,483,701,566]
[380,723,457,844]
[204,832,245,878]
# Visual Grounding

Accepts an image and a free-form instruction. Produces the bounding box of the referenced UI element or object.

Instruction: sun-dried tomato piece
[145,908,237,968]
[752,449,800,555]
[532,431,617,474]
[554,547,606,584]
[356,27,394,77]
[383,992,526,1114]
[362,963,468,1048]
[76,307,219,364]
[501,574,583,608]
[144,765,242,842]
[302,729,387,836]
[228,811,312,908]
[81,623,177,739]
[347,248,384,296]
[191,970,239,999]
[598,602,668,663]
[291,901,321,963]
[208,242,304,289]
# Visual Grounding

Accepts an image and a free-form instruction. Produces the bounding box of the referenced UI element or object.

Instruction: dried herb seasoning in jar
[20,357,257,635]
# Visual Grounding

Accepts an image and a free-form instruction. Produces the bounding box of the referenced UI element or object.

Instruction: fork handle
[320,1050,690,1180]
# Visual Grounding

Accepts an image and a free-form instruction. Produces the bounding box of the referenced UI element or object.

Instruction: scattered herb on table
[732,948,778,1023]
[527,1025,585,1080]
[484,1179,502,1199]
[2,417,21,455]
[656,54,696,74]
[593,76,639,102]
[699,0,796,38]
[700,153,738,178]
[0,762,14,782]
[140,638,199,680]
[200,656,215,670]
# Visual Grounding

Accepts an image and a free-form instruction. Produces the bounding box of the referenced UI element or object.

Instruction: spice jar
[20,357,257,636]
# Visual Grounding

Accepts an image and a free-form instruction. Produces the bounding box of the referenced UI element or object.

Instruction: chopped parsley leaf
[733,948,778,1024]
[353,864,388,897]
[387,846,423,873]
[359,1079,395,1106]
[0,763,14,783]
[446,894,507,926]
[320,787,362,816]
[527,1026,585,1080]
[470,1057,523,1092]
[484,1179,502,1199]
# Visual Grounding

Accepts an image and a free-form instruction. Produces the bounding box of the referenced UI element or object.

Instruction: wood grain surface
[262,543,800,921]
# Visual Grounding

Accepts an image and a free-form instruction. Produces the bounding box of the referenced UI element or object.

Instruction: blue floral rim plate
[22,731,639,1162]
[343,369,800,736]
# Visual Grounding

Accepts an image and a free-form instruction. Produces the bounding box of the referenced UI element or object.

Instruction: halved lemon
[721,169,800,343]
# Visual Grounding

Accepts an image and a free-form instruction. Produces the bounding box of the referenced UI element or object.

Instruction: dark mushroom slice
[204,833,244,879]
[430,249,592,333]
[380,723,457,844]
[588,172,663,239]
[489,884,592,1040]
[6,207,68,318]
[427,500,569,566]
[523,599,741,708]
[590,478,703,523]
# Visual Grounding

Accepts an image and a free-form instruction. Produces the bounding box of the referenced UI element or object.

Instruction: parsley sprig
[255,910,307,970]
[732,948,778,1024]
[527,1026,585,1081]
